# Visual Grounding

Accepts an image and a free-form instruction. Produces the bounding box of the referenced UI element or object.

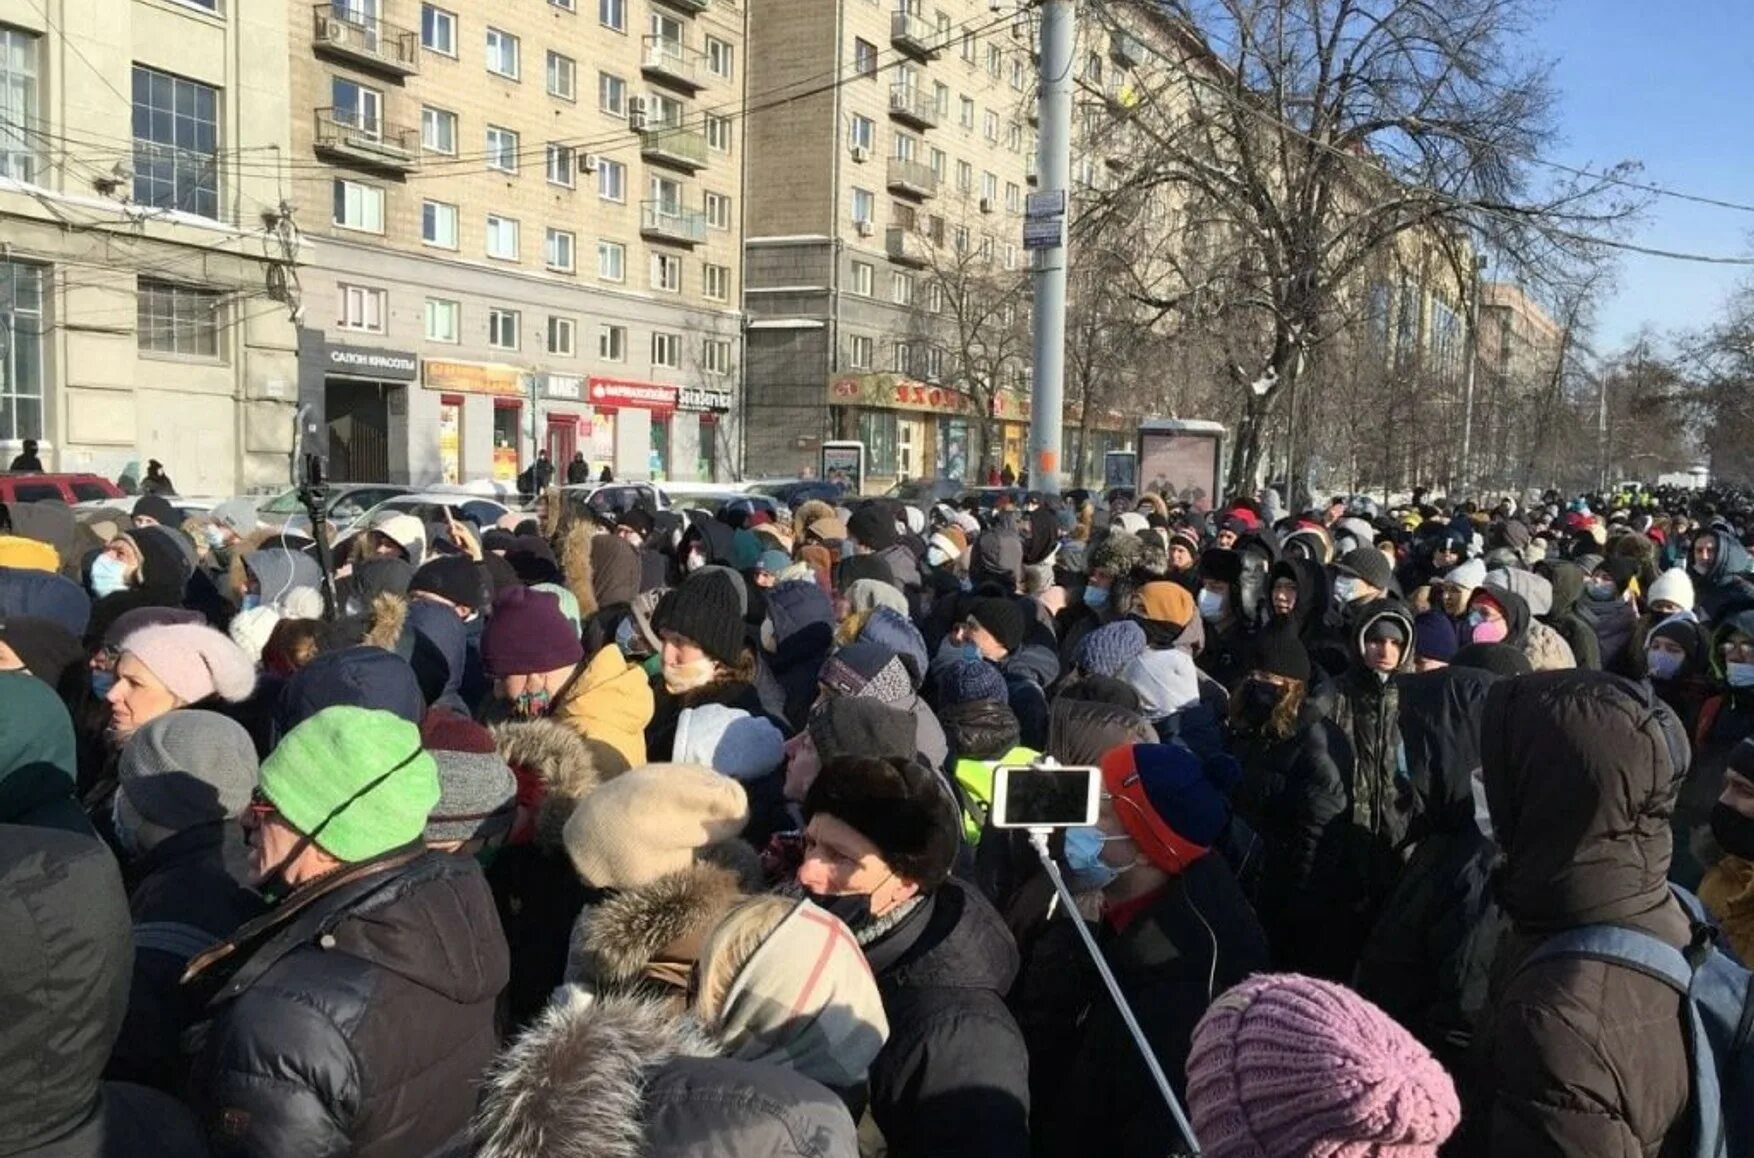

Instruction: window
[545,227,575,271]
[983,109,999,142]
[854,38,877,77]
[337,283,386,332]
[703,262,730,301]
[850,261,873,297]
[928,147,946,180]
[892,272,914,305]
[332,178,384,232]
[705,113,732,152]
[599,72,627,116]
[422,199,457,247]
[485,214,519,260]
[894,133,916,161]
[651,252,681,292]
[958,96,974,129]
[850,114,874,152]
[706,36,733,78]
[137,279,222,359]
[489,307,520,350]
[420,4,456,54]
[1008,121,1023,151]
[851,187,874,226]
[928,280,943,312]
[0,28,41,182]
[705,191,732,230]
[131,66,219,219]
[551,0,576,9]
[1003,243,1017,270]
[331,76,382,139]
[1011,56,1027,90]
[982,171,998,203]
[547,316,576,357]
[420,106,456,154]
[599,324,626,361]
[955,160,972,193]
[1084,52,1103,83]
[651,331,681,368]
[0,261,44,440]
[598,158,625,201]
[933,81,950,119]
[599,0,624,32]
[961,29,976,63]
[649,174,682,214]
[846,334,873,369]
[486,125,519,172]
[547,51,576,100]
[1005,181,1021,213]
[546,143,575,187]
[425,298,460,343]
[892,342,911,375]
[953,224,969,253]
[485,27,519,78]
[987,44,1003,77]
[922,345,943,378]
[703,338,731,376]
[597,240,625,281]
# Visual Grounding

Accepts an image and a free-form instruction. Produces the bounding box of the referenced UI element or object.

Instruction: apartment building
[290,0,745,486]
[743,0,1039,489]
[0,0,299,495]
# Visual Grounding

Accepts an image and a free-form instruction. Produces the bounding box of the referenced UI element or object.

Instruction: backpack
[1520,886,1754,1158]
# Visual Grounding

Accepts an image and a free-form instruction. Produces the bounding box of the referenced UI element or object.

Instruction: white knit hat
[1648,567,1695,612]
[227,605,282,663]
[1444,557,1487,593]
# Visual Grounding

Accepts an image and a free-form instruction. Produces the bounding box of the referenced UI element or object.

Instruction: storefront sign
[830,374,978,417]
[327,343,419,381]
[677,387,732,412]
[992,389,1032,421]
[589,377,677,413]
[543,374,584,401]
[423,359,526,398]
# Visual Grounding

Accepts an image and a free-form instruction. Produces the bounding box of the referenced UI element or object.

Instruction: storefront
[587,377,678,482]
[678,387,732,482]
[830,374,1035,488]
[421,358,527,485]
[992,389,1032,481]
[540,374,587,472]
[325,343,419,483]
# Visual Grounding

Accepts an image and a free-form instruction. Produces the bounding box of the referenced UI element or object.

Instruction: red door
[546,415,577,466]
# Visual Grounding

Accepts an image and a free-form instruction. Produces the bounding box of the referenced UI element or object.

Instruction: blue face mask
[204,525,231,550]
[240,593,261,612]
[1063,825,1133,891]
[962,641,981,663]
[91,669,116,699]
[1082,584,1109,609]
[90,555,130,598]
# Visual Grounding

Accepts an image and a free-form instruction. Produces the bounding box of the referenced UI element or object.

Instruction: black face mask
[1710,802,1754,861]
[804,887,876,933]
[1238,679,1283,728]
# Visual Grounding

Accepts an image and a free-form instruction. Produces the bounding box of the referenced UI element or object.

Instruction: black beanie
[808,697,917,763]
[1250,623,1311,684]
[653,570,746,666]
[836,553,896,593]
[1199,547,1243,586]
[848,505,899,552]
[132,494,177,526]
[804,755,961,890]
[408,555,488,611]
[967,596,1024,655]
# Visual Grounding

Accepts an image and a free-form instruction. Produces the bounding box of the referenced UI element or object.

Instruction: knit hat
[846,577,908,617]
[275,644,424,734]
[1074,620,1149,677]
[226,605,281,664]
[419,710,518,845]
[847,505,898,552]
[804,755,961,890]
[1337,546,1393,593]
[807,697,917,763]
[408,555,488,611]
[1187,973,1461,1158]
[505,535,561,586]
[754,549,791,577]
[819,642,913,704]
[208,497,259,535]
[765,580,834,646]
[933,656,1010,707]
[258,706,440,863]
[1442,557,1487,593]
[1595,555,1641,598]
[1135,581,1194,628]
[967,597,1024,655]
[1250,623,1311,684]
[1412,610,1459,664]
[119,624,256,705]
[370,512,426,566]
[99,606,202,651]
[131,494,178,527]
[674,703,786,782]
[1113,511,1150,536]
[835,554,895,593]
[1647,567,1695,611]
[0,536,57,572]
[1089,531,1144,575]
[118,710,259,830]
[653,570,747,666]
[481,586,584,677]
[1099,743,1231,873]
[562,763,749,889]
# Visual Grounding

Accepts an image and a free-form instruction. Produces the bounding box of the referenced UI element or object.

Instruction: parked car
[0,473,125,505]
[558,482,669,520]
[884,477,966,506]
[72,493,226,521]
[955,487,1030,512]
[745,478,848,509]
[663,485,785,523]
[347,493,512,534]
[256,483,411,528]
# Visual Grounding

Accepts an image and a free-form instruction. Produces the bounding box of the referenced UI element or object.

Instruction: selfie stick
[1027,829,1202,1156]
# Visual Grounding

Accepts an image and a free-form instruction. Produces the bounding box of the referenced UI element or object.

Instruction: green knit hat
[259,705,439,863]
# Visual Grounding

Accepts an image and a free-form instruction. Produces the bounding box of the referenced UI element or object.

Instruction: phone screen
[996,767,1097,827]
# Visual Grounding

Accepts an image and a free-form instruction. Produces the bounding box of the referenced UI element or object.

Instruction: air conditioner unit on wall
[579,152,600,173]
[851,145,870,163]
[979,197,994,214]
[856,220,875,237]
[628,96,647,131]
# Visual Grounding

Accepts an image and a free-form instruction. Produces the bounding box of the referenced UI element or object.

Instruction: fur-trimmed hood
[361,590,407,651]
[562,522,599,620]
[793,500,837,543]
[493,716,620,849]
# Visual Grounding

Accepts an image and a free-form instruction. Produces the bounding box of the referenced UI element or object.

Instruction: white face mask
[1197,588,1226,620]
[1645,649,1683,681]
[663,655,719,694]
[1332,576,1361,605]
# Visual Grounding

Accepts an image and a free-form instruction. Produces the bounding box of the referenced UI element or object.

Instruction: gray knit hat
[421,711,519,845]
[117,709,259,829]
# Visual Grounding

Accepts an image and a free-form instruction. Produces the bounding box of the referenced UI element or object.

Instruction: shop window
[858,410,898,476]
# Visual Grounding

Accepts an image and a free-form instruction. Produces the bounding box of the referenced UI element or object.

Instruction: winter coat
[1478,671,1693,1158]
[468,991,858,1158]
[1583,593,1641,675]
[863,878,1031,1158]
[1,822,210,1158]
[554,643,655,767]
[1196,615,1252,692]
[1328,599,1417,910]
[187,848,510,1158]
[107,823,266,1091]
[939,697,1035,842]
[1537,560,1602,670]
[0,671,91,837]
[755,610,834,734]
[0,565,91,638]
[1689,527,1754,623]
[1698,845,1754,967]
[646,676,763,764]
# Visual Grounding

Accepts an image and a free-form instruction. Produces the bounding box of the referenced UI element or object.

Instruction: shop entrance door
[325,379,390,482]
[546,416,577,467]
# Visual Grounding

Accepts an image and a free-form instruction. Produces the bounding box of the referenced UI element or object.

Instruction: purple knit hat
[479,586,583,677]
[1186,973,1460,1158]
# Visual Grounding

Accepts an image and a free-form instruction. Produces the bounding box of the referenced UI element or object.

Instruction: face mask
[1646,649,1683,681]
[90,555,130,598]
[1467,613,1508,645]
[926,545,952,568]
[1332,577,1360,605]
[91,669,116,699]
[840,538,858,560]
[1586,580,1616,600]
[961,641,981,663]
[663,655,719,694]
[240,593,262,612]
[1711,802,1754,860]
[1729,662,1754,690]
[1082,584,1109,610]
[1238,678,1283,728]
[1197,589,1226,620]
[204,525,230,550]
[615,616,641,654]
[684,550,706,573]
[1063,825,1135,890]
[511,687,552,718]
[803,887,876,933]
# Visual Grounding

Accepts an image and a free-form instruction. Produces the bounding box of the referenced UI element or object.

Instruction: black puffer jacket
[863,878,1031,1158]
[187,848,509,1158]
[1328,598,1417,908]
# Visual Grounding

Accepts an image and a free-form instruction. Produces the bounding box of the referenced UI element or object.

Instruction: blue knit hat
[1073,620,1148,678]
[1412,610,1460,664]
[1107,742,1233,851]
[935,657,1008,707]
[765,580,834,646]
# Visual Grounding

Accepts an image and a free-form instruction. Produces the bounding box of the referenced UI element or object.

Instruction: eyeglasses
[244,787,277,827]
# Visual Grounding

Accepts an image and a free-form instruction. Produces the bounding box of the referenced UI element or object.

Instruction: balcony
[641,36,704,92]
[886,155,939,200]
[655,0,710,12]
[641,202,707,246]
[1025,153,1038,185]
[886,226,933,268]
[890,11,942,60]
[313,107,418,173]
[888,84,939,130]
[640,124,708,171]
[311,5,420,78]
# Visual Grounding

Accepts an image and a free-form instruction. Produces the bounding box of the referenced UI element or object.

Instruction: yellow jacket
[1699,853,1754,967]
[555,644,655,769]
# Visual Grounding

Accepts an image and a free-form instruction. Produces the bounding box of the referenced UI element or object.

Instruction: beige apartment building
[0,0,299,495]
[290,0,746,486]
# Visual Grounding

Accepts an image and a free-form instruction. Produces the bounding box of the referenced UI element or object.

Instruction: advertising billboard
[1136,420,1225,512]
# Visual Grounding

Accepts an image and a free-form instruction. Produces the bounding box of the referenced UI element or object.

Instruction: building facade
[289,0,746,487]
[0,0,299,495]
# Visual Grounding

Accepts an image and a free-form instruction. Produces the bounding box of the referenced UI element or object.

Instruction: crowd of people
[2,475,1753,1157]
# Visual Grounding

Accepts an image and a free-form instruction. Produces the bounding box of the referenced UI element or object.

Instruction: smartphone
[990,764,1101,829]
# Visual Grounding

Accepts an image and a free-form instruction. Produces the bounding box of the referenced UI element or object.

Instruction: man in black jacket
[186,705,509,1157]
[799,754,1030,1158]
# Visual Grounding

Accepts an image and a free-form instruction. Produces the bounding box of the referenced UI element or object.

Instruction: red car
[0,473,125,505]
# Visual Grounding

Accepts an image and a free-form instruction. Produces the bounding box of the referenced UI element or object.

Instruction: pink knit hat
[1186,974,1460,1158]
[119,623,257,705]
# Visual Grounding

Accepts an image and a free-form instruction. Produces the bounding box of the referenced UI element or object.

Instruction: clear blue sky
[1534,0,1754,351]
